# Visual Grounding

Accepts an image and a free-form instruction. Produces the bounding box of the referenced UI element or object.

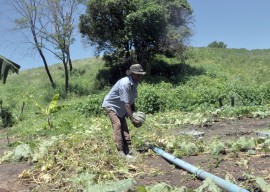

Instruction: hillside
[0,47,270,191]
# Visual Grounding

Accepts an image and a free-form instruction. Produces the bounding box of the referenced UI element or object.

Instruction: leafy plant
[209,140,226,155]
[195,178,222,192]
[74,93,105,117]
[231,137,256,152]
[0,143,32,163]
[85,178,136,192]
[144,182,189,192]
[0,100,14,128]
[177,142,199,156]
[0,55,20,84]
[27,93,65,128]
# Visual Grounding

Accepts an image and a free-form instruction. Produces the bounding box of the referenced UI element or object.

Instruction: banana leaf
[0,55,21,84]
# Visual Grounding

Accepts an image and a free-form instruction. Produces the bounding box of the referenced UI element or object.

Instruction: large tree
[79,0,193,69]
[7,0,56,88]
[5,0,84,92]
[41,0,84,92]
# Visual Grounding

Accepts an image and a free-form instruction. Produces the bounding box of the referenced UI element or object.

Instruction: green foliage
[0,55,20,84]
[85,178,136,192]
[207,41,227,49]
[1,143,32,163]
[0,103,14,128]
[195,178,222,192]
[136,84,162,113]
[79,0,192,76]
[73,93,105,117]
[2,47,270,191]
[230,137,256,152]
[243,174,270,191]
[209,140,226,155]
[27,93,66,128]
[144,182,189,192]
[95,60,130,88]
[177,142,199,156]
[255,177,270,191]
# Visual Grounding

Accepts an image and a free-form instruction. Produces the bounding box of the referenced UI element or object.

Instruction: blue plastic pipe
[152,146,249,192]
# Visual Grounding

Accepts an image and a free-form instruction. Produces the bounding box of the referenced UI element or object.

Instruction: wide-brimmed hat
[126,64,146,75]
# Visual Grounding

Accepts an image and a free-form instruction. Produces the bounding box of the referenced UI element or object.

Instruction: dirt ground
[135,117,270,191]
[1,117,270,191]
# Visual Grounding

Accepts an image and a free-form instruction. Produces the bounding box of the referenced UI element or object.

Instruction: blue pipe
[152,146,249,192]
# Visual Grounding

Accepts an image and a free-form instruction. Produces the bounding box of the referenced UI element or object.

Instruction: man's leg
[106,110,125,152]
[120,117,131,154]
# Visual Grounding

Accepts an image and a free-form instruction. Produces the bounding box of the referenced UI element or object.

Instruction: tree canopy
[207,41,227,49]
[79,0,193,69]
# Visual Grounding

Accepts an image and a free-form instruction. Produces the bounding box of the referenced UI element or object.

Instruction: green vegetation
[207,41,227,48]
[0,55,20,84]
[80,0,193,86]
[1,48,270,191]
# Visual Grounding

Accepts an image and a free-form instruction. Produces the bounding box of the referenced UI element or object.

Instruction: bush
[136,84,162,114]
[73,94,106,117]
[0,106,14,128]
[207,41,227,48]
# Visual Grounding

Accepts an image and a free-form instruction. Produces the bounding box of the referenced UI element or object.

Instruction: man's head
[126,64,146,76]
[126,64,146,83]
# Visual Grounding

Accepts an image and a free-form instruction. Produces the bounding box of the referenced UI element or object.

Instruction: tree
[79,0,192,70]
[5,0,85,92]
[6,0,56,88]
[207,41,227,48]
[41,0,83,92]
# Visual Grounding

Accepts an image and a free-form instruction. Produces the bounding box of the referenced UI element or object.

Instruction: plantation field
[1,48,270,191]
[1,116,270,191]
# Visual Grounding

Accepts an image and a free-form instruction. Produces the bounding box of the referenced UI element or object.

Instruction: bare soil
[1,117,270,191]
[134,117,270,191]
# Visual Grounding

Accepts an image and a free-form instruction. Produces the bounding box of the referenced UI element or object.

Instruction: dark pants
[105,109,131,154]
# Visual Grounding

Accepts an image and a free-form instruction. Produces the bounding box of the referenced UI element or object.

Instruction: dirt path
[1,117,270,191]
[0,131,32,192]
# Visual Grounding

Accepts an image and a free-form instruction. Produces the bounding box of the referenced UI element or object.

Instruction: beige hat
[126,64,146,75]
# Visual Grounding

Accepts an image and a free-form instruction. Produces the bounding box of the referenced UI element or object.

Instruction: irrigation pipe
[151,146,249,192]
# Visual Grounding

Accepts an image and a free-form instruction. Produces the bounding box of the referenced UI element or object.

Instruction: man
[102,64,146,159]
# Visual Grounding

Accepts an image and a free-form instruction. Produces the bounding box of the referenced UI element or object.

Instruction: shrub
[136,84,161,114]
[73,94,106,117]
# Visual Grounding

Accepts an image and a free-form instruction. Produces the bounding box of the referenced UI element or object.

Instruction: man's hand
[131,118,142,128]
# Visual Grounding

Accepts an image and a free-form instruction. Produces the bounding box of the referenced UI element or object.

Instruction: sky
[188,0,270,49]
[1,1,270,70]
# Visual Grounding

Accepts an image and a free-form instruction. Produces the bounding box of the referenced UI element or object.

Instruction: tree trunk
[31,25,55,88]
[38,49,56,88]
[69,58,73,72]
[63,61,69,93]
[67,49,73,72]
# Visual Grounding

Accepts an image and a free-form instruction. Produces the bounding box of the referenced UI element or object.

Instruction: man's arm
[131,103,136,112]
[125,103,141,128]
